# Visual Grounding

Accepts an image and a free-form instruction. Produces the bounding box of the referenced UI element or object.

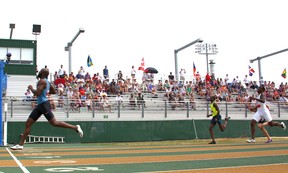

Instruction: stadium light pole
[250,48,288,82]
[174,38,203,81]
[9,23,15,39]
[65,28,85,74]
[195,43,218,74]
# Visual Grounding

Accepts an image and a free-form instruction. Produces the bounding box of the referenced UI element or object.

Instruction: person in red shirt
[195,71,201,83]
[205,72,211,84]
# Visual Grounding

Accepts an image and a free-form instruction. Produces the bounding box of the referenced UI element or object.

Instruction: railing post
[10,99,13,117]
[206,101,209,116]
[164,101,167,118]
[245,104,248,118]
[117,101,120,118]
[186,102,189,118]
[278,102,280,118]
[66,98,69,118]
[225,102,228,117]
[92,99,95,118]
[141,102,144,118]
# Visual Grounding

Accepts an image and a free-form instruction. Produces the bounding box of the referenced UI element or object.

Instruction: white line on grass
[6,148,30,173]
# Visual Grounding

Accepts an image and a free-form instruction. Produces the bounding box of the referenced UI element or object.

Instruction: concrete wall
[7,120,288,144]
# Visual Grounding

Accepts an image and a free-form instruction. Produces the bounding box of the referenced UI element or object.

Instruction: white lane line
[6,148,30,173]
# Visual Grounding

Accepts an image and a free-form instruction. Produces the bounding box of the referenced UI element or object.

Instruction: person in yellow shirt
[207,95,230,144]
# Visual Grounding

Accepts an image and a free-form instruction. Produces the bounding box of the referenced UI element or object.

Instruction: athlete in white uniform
[247,85,286,143]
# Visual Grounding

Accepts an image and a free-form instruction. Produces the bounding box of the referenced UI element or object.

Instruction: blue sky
[1,0,288,86]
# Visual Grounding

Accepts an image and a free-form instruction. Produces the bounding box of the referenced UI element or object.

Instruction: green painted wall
[7,120,288,144]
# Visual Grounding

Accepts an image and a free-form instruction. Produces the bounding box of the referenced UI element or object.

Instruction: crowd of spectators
[31,65,288,111]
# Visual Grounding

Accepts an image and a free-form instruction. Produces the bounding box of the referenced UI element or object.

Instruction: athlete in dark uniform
[11,68,83,150]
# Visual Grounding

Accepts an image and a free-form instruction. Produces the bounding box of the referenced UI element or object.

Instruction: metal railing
[3,96,288,121]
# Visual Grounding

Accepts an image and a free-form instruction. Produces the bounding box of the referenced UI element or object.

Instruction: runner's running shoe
[208,141,216,144]
[10,144,23,150]
[281,122,286,130]
[246,139,256,143]
[76,125,84,138]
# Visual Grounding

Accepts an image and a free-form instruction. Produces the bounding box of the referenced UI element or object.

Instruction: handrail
[4,97,288,120]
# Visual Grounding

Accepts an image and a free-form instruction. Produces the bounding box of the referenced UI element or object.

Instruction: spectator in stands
[131,65,136,79]
[177,93,185,108]
[189,94,196,110]
[109,79,116,94]
[123,80,129,93]
[226,94,234,102]
[57,92,65,108]
[195,71,201,83]
[48,94,56,110]
[179,68,186,82]
[137,92,147,109]
[115,92,125,108]
[53,71,58,81]
[23,89,33,101]
[85,94,92,111]
[186,83,193,97]
[57,82,65,95]
[215,90,222,102]
[249,81,258,90]
[131,78,136,92]
[168,92,179,110]
[205,72,211,84]
[66,86,74,98]
[117,70,125,81]
[179,86,186,97]
[58,64,64,78]
[78,66,85,76]
[68,73,75,83]
[129,93,137,109]
[92,73,98,83]
[73,95,82,111]
[279,94,288,108]
[259,76,264,85]
[156,80,164,91]
[103,65,109,80]
[236,93,245,103]
[100,94,112,112]
[243,75,249,88]
[142,72,148,83]
[118,80,125,94]
[272,89,280,101]
[168,72,174,82]
[84,72,91,82]
[76,71,84,80]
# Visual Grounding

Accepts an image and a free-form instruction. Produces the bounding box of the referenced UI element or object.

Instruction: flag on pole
[87,55,93,67]
[249,66,255,76]
[281,68,286,78]
[138,57,145,71]
[193,62,197,77]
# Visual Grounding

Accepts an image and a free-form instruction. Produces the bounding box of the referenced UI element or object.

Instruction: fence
[4,96,288,144]
[3,96,288,122]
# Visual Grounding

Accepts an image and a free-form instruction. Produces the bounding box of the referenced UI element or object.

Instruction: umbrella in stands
[144,67,158,73]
